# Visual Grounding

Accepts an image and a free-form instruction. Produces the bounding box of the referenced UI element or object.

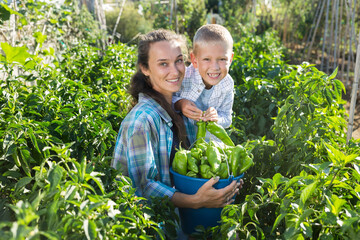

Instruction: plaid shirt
[112,93,196,199]
[173,64,234,128]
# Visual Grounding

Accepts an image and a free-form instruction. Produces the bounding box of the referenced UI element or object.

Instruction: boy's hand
[175,99,203,121]
[201,107,218,122]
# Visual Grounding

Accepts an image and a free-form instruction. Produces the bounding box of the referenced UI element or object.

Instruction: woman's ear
[139,64,150,77]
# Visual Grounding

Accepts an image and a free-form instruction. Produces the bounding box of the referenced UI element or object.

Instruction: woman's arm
[125,120,176,199]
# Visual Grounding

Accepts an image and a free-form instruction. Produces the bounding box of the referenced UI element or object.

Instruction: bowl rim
[169,167,244,182]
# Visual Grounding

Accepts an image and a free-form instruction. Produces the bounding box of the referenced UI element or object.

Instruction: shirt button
[197,89,201,93]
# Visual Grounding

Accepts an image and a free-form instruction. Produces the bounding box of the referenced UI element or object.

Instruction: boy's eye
[176,59,183,64]
[203,58,210,61]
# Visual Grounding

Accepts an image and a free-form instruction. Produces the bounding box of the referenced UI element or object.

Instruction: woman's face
[141,40,185,103]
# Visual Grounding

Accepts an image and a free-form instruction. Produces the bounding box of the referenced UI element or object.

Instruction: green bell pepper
[196,120,207,146]
[239,154,254,174]
[187,152,199,173]
[229,145,247,176]
[186,171,198,178]
[206,144,222,173]
[197,142,208,155]
[200,164,215,179]
[206,121,235,146]
[190,147,202,161]
[217,162,229,179]
[172,147,188,176]
[200,155,208,165]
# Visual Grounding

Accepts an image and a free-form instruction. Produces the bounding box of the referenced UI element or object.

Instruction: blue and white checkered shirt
[112,93,196,199]
[173,64,234,128]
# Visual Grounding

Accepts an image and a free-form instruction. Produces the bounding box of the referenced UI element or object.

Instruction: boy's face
[191,41,233,89]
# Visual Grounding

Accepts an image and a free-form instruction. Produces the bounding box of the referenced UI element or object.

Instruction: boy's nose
[211,60,220,70]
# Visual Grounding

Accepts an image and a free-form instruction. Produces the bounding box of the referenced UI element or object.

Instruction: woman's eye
[160,62,167,66]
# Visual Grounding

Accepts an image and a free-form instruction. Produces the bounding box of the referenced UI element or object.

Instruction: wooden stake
[112,0,126,41]
[306,0,326,61]
[302,0,322,62]
[343,0,350,87]
[346,31,360,143]
[321,0,331,71]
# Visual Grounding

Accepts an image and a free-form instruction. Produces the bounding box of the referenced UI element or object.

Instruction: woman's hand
[194,176,241,208]
[171,177,244,209]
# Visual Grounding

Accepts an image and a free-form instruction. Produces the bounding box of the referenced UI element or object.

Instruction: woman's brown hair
[129,29,188,148]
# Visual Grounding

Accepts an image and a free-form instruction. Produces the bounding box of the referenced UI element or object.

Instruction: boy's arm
[175,99,203,121]
[172,91,182,110]
[216,87,234,128]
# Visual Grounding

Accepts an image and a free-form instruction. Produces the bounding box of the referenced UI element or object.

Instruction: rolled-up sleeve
[217,87,234,128]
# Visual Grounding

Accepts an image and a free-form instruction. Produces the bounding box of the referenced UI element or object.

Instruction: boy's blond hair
[192,24,233,54]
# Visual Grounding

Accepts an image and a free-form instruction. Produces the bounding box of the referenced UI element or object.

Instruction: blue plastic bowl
[170,167,244,235]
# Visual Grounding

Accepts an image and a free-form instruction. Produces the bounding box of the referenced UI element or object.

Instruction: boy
[173,24,234,141]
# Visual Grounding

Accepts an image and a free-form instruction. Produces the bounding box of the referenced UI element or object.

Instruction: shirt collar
[138,93,173,127]
[190,64,206,87]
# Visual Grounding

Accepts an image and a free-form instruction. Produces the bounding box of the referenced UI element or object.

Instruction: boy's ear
[190,52,198,68]
[229,52,234,64]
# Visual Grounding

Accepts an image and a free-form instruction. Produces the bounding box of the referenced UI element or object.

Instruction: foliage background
[1,0,360,239]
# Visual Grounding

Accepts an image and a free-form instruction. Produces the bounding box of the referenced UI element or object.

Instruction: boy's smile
[191,41,234,89]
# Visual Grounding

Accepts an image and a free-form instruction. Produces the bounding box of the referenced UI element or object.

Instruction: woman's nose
[170,63,181,75]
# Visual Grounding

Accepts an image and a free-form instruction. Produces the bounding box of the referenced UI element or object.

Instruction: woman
[111,29,240,209]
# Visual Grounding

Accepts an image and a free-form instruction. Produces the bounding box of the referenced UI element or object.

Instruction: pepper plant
[0,28,178,239]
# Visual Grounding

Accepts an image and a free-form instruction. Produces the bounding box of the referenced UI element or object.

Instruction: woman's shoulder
[126,102,157,120]
[122,101,162,128]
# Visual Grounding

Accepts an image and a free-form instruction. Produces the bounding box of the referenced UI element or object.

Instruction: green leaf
[19,149,31,177]
[1,42,31,65]
[48,165,63,192]
[295,209,314,229]
[326,195,346,216]
[28,128,40,153]
[64,185,78,201]
[87,174,105,195]
[300,181,317,208]
[324,88,333,106]
[33,31,47,45]
[272,213,286,233]
[84,219,97,240]
[0,3,10,22]
[328,67,338,80]
[80,158,86,182]
[38,231,59,240]
[324,142,344,167]
[341,217,359,233]
[46,199,59,231]
[333,79,345,101]
[14,177,33,195]
[0,3,21,22]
